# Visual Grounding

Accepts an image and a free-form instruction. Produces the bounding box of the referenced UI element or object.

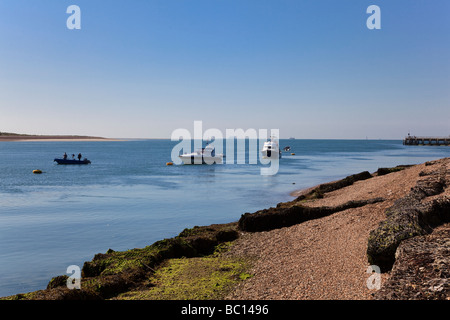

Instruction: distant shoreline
[0,135,121,142]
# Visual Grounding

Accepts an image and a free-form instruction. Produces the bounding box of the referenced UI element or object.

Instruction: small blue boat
[54,158,91,165]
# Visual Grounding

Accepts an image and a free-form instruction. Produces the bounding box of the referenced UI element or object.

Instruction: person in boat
[72,154,75,159]
[63,152,67,160]
[78,153,82,161]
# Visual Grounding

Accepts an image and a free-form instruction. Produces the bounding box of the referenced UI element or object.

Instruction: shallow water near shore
[0,139,449,297]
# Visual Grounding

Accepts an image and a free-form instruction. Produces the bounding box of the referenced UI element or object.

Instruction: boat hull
[179,155,223,165]
[261,150,282,159]
[54,158,91,165]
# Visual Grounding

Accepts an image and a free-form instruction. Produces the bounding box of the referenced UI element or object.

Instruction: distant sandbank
[0,135,122,142]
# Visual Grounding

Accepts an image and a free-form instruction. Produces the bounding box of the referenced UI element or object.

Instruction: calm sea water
[0,139,449,297]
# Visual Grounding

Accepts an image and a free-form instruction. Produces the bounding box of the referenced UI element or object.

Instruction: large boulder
[367,167,449,272]
[373,226,450,300]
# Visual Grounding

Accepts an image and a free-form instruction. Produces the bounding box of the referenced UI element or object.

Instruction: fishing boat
[54,158,91,165]
[179,145,224,164]
[261,137,282,159]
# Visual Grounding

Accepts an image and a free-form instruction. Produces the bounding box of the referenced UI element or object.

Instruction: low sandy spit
[0,135,121,142]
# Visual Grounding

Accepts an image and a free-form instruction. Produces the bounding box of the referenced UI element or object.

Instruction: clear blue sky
[0,0,449,139]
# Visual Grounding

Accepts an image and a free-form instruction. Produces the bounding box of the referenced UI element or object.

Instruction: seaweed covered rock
[373,226,450,300]
[238,171,383,233]
[295,171,373,201]
[178,223,239,255]
[47,275,69,289]
[239,198,384,232]
[367,165,449,272]
[367,197,426,272]
[5,223,240,300]
[376,165,411,176]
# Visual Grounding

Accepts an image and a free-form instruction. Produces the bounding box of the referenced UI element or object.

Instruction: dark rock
[377,167,403,176]
[179,223,239,255]
[82,254,111,278]
[47,275,69,289]
[186,237,218,255]
[91,269,147,299]
[367,166,449,272]
[316,171,373,194]
[296,171,373,201]
[373,226,450,300]
[216,229,239,242]
[377,165,413,176]
[239,198,384,232]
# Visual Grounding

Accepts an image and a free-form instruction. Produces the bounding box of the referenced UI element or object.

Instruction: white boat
[261,138,282,159]
[179,145,224,164]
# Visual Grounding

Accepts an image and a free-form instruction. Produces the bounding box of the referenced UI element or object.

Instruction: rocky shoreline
[2,158,449,300]
[367,159,449,272]
[231,158,449,300]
